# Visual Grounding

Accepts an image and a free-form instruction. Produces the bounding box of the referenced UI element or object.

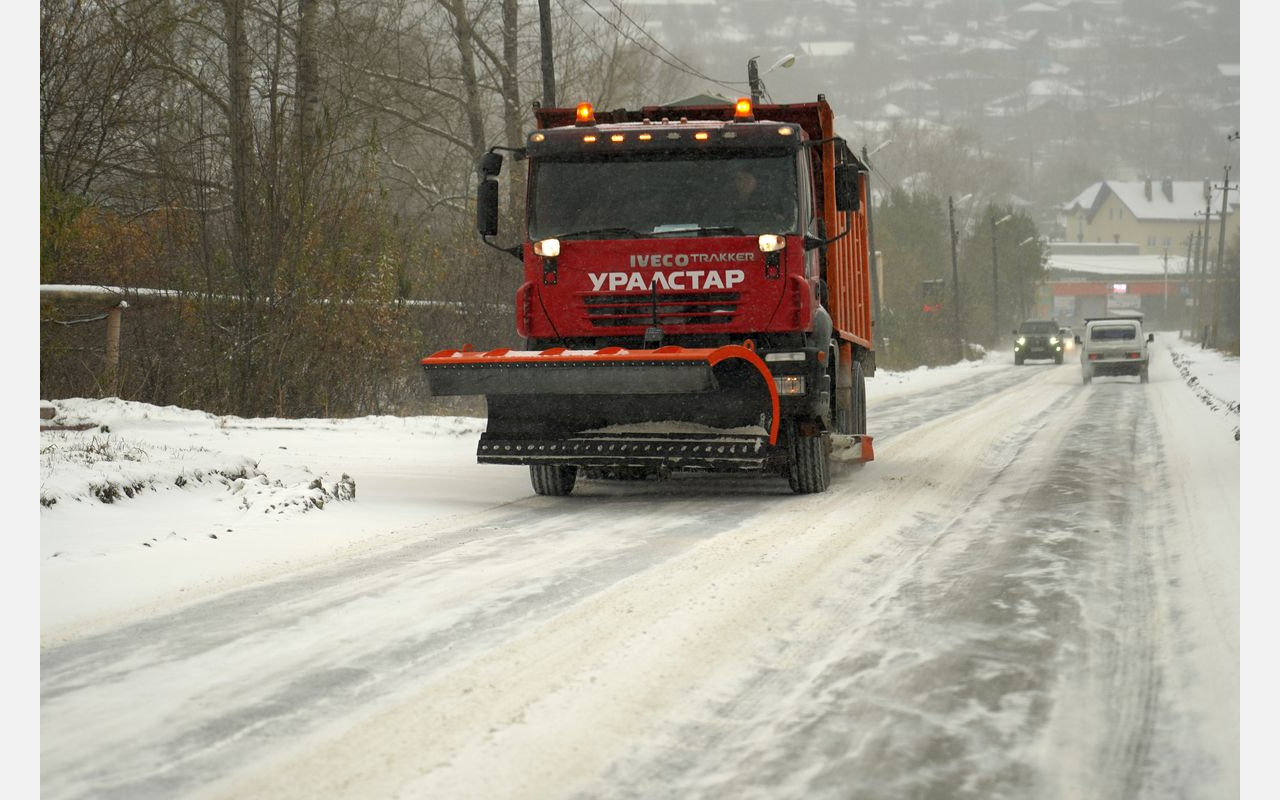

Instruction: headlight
[773,375,806,395]
[1049,336,1060,345]
[758,234,786,253]
[1016,336,1026,346]
[533,238,561,257]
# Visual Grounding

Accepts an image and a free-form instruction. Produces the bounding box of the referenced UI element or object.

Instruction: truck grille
[582,292,741,328]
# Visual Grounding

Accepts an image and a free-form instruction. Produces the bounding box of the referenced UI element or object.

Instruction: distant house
[1061,178,1240,256]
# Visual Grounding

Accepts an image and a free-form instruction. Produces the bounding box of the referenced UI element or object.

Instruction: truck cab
[1075,315,1154,384]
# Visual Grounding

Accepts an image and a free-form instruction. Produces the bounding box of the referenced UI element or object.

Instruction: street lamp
[991,212,1012,344]
[862,139,893,351]
[1016,236,1037,320]
[948,193,972,361]
[866,139,893,158]
[747,53,796,104]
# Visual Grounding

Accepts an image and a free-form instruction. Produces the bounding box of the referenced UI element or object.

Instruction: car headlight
[1016,336,1026,346]
[1049,336,1060,345]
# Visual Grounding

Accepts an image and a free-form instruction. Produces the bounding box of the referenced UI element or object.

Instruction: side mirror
[478,151,504,178]
[1147,333,1154,342]
[834,164,860,212]
[1074,335,1082,345]
[477,178,500,236]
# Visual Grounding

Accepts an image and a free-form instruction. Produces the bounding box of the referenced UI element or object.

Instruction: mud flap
[830,433,875,463]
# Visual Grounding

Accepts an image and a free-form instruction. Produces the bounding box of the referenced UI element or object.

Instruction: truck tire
[1140,364,1149,383]
[787,424,829,494]
[831,344,853,434]
[530,464,577,496]
[1082,365,1092,385]
[1015,354,1024,365]
[1055,352,1064,365]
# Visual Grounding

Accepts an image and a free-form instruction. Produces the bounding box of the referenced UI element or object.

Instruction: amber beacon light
[575,102,596,125]
[734,98,754,121]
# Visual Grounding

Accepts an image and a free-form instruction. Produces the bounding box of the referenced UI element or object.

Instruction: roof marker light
[610,134,624,142]
[575,102,596,125]
[734,97,754,121]
[694,131,709,141]
[638,133,653,141]
[530,132,545,143]
[583,134,597,143]
[778,126,794,136]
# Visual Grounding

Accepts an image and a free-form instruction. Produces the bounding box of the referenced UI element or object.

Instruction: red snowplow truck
[421,95,875,495]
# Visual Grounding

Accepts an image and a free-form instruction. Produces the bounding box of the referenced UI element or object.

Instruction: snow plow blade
[421,345,782,471]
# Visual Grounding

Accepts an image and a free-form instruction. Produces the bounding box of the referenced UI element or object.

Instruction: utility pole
[1162,247,1169,321]
[862,143,888,351]
[748,57,762,103]
[1183,232,1195,335]
[990,212,1011,343]
[949,195,963,361]
[1197,182,1214,344]
[1211,164,1235,348]
[537,0,556,106]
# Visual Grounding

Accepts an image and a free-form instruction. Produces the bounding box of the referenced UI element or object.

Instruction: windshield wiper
[651,224,746,237]
[555,226,651,240]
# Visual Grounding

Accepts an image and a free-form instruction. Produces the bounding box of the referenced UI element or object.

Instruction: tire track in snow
[41,495,771,800]
[551,371,1098,799]
[571,368,1180,800]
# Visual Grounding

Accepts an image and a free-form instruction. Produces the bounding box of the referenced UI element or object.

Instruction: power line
[577,0,745,94]
[600,0,745,89]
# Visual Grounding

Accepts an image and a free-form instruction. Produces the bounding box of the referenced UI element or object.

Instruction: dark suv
[1013,319,1064,365]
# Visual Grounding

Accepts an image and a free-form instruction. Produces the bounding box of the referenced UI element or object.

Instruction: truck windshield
[529,151,799,240]
[1018,321,1058,334]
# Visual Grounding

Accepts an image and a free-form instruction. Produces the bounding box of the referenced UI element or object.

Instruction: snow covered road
[39,334,1239,798]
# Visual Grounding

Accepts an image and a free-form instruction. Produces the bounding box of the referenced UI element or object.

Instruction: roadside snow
[38,403,528,639]
[1161,336,1240,439]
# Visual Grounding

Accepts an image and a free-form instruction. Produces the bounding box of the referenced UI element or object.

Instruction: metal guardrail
[40,284,509,398]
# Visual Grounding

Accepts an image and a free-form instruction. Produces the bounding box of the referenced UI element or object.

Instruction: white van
[1075,316,1154,385]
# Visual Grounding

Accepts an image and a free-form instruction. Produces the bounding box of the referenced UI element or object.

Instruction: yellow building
[1062,178,1240,256]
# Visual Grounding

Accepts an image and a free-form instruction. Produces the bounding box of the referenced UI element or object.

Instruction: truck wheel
[831,345,853,434]
[787,424,829,494]
[1055,352,1064,365]
[1082,366,1092,385]
[1140,365,1149,383]
[851,361,867,435]
[530,464,577,496]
